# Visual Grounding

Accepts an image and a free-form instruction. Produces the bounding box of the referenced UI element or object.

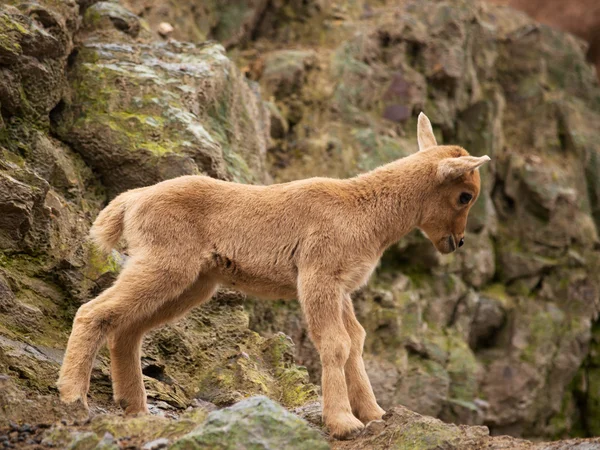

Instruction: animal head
[415,113,490,254]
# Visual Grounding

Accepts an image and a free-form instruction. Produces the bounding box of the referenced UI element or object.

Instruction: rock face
[0,0,311,431]
[488,0,600,79]
[55,1,271,198]
[242,0,600,440]
[0,0,600,448]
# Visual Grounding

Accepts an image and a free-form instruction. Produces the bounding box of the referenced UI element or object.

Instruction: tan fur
[57,113,489,439]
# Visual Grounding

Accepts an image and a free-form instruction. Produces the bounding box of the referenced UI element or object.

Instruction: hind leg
[57,289,113,408]
[58,258,203,407]
[107,276,218,414]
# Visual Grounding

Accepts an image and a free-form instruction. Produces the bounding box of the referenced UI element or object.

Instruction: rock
[0,373,88,429]
[53,38,270,197]
[39,407,210,449]
[142,437,169,450]
[0,167,44,250]
[261,50,317,99]
[266,101,289,139]
[170,396,329,450]
[332,404,600,449]
[83,2,143,38]
[157,22,173,37]
[487,0,600,80]
[469,294,507,349]
[139,291,317,411]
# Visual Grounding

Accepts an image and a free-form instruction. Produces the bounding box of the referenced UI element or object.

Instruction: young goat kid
[58,113,490,439]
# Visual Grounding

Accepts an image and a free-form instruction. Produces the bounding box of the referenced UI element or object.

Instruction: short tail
[90,190,136,253]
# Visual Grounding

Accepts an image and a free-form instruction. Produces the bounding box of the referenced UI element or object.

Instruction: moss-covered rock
[39,407,211,449]
[332,404,600,450]
[54,38,270,197]
[170,396,329,450]
[143,291,317,410]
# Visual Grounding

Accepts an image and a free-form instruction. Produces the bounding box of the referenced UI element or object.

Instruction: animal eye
[459,193,473,205]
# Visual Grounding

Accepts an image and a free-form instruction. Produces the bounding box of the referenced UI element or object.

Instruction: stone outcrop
[0,0,312,431]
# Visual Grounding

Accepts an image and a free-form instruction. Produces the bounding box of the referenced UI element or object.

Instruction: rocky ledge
[3,395,600,449]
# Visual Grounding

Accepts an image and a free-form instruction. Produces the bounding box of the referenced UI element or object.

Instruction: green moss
[520,307,563,365]
[391,420,465,450]
[276,366,318,406]
[586,369,600,436]
[91,412,205,442]
[0,12,28,58]
[481,283,513,309]
[82,243,121,281]
[445,334,479,402]
[262,333,318,406]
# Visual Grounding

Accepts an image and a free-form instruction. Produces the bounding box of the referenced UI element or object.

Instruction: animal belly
[217,269,297,300]
[223,278,297,300]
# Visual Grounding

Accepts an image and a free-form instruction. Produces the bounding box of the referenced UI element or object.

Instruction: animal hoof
[357,406,386,424]
[58,381,88,410]
[120,400,149,416]
[328,414,365,440]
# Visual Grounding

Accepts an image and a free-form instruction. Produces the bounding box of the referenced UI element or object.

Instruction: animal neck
[347,156,433,250]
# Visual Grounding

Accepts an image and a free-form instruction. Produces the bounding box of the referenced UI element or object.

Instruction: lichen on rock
[53,38,270,197]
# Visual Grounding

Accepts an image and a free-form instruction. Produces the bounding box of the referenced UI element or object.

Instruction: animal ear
[437,155,491,182]
[417,112,437,151]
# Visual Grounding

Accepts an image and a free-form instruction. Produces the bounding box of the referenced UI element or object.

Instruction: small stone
[102,432,115,441]
[142,437,169,450]
[157,22,174,37]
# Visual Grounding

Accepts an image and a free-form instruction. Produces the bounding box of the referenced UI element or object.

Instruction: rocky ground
[0,0,600,448]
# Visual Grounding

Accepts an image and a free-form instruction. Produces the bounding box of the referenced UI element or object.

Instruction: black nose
[458,237,464,248]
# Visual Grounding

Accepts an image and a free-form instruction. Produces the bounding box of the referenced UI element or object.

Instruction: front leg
[342,295,386,424]
[298,273,364,439]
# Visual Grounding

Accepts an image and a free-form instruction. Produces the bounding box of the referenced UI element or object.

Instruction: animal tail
[89,189,140,253]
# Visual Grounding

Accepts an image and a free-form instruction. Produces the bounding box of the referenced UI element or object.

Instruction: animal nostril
[448,236,456,251]
[459,238,464,248]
